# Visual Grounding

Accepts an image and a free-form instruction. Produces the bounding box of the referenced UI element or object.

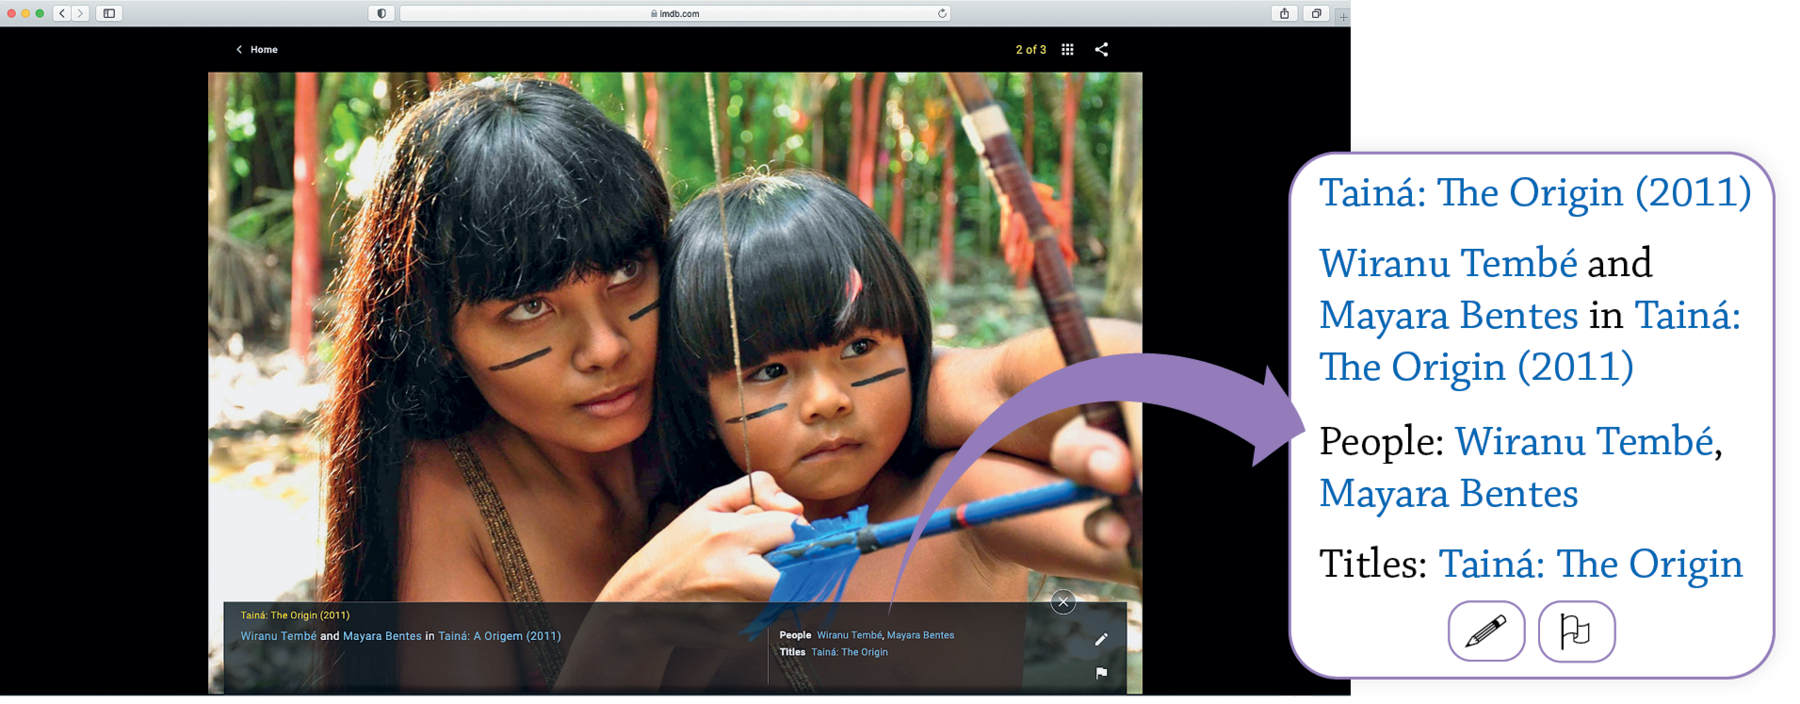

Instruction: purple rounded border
[1284,151,1776,680]
[1448,600,1525,663]
[1537,600,1618,664]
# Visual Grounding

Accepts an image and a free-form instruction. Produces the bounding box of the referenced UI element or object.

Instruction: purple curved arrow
[891,353,1304,604]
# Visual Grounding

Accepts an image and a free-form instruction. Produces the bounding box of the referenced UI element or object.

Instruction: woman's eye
[607,259,643,286]
[505,298,550,322]
[841,338,876,358]
[748,363,787,382]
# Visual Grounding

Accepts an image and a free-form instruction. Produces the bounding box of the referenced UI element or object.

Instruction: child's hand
[1049,408,1141,550]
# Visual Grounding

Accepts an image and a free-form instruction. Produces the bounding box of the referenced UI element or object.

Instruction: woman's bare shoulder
[400,438,488,529]
[403,437,470,499]
[398,437,506,601]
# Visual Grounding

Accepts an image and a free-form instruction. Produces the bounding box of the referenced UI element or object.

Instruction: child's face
[706,329,912,503]
[448,253,661,454]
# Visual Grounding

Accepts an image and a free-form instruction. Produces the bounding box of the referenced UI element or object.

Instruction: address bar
[400,6,952,22]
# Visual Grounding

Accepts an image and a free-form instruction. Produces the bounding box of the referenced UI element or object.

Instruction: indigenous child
[657,171,1138,607]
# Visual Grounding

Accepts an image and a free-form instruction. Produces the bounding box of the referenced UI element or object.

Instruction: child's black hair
[656,171,933,505]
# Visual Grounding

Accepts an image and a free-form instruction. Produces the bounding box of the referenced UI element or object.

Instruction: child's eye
[841,338,877,359]
[748,363,787,382]
[505,298,551,322]
[607,258,643,286]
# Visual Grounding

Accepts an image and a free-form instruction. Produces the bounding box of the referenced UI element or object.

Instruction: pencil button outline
[1448,600,1525,663]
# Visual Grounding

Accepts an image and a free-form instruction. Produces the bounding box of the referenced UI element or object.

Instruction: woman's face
[705,329,912,503]
[449,252,661,454]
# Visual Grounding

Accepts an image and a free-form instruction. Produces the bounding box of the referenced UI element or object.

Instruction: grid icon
[1061,43,1074,56]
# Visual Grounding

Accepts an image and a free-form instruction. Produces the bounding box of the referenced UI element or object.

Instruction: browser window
[5,0,1347,696]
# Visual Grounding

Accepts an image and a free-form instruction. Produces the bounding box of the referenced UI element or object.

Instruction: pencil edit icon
[1447,601,1527,662]
[1465,614,1507,647]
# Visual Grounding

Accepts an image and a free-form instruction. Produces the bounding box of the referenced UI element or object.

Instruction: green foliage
[229,188,293,248]
[211,72,1133,347]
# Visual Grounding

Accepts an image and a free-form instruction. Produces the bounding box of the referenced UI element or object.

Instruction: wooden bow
[942,72,1143,573]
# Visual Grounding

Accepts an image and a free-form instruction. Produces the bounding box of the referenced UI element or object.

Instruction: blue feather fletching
[740,506,869,637]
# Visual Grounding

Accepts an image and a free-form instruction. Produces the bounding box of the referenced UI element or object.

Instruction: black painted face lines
[488,347,552,371]
[726,403,788,424]
[720,366,899,424]
[629,299,661,322]
[485,299,654,371]
[850,367,906,388]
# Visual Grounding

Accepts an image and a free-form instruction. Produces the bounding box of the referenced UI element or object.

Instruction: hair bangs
[408,78,668,306]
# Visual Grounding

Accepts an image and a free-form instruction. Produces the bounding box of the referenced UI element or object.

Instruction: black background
[6,26,1346,694]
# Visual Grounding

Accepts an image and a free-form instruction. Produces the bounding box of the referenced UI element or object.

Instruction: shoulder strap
[446,434,566,689]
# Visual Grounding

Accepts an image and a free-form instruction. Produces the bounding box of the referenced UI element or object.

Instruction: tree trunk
[733,81,753,169]
[858,72,887,206]
[849,73,865,188]
[621,72,641,139]
[887,127,907,244]
[874,142,890,213]
[208,73,231,233]
[937,121,957,291]
[978,166,992,256]
[805,73,833,171]
[765,113,779,171]
[643,72,670,178]
[237,75,272,201]
[1058,72,1081,247]
[887,83,911,244]
[1022,72,1035,174]
[811,78,826,170]
[888,153,907,243]
[1103,73,1143,320]
[426,72,441,92]
[655,73,672,179]
[1031,73,1111,216]
[291,73,322,365]
[255,73,292,190]
[317,72,348,256]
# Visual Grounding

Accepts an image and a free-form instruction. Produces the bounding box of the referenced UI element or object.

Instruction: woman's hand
[1048,402,1141,550]
[600,471,805,604]
[925,319,1142,461]
[557,472,807,691]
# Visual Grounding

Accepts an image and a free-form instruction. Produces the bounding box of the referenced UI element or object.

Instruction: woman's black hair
[656,171,934,505]
[322,75,668,604]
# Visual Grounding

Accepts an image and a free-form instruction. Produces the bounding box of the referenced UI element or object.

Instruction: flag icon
[1560,613,1590,650]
